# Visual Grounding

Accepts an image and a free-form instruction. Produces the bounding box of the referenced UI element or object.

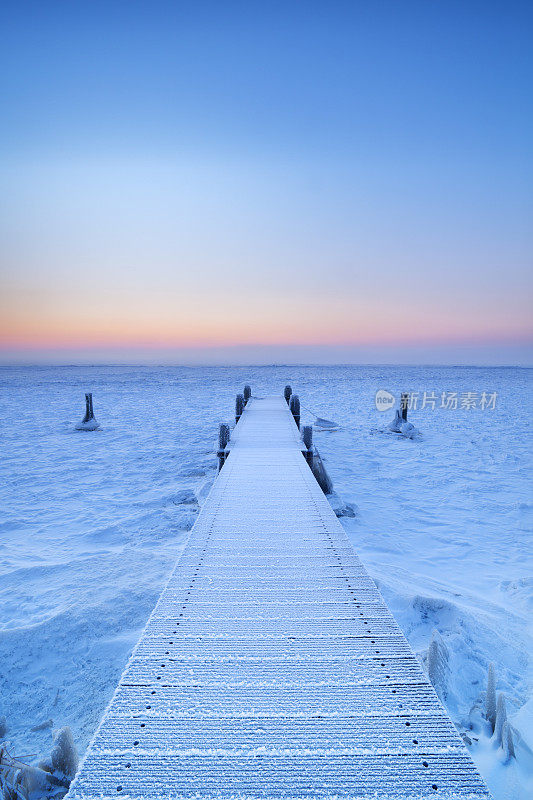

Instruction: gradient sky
[1,0,532,364]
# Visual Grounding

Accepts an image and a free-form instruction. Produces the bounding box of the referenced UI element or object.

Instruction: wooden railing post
[284,385,292,405]
[243,385,251,405]
[302,425,313,465]
[290,394,300,429]
[218,423,230,471]
[235,393,244,424]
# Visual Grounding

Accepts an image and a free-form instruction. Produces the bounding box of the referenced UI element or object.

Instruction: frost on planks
[67,395,492,800]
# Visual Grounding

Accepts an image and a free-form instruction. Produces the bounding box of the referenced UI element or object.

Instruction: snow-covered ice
[0,365,531,799]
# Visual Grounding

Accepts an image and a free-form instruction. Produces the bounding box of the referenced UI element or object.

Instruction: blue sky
[1,1,532,364]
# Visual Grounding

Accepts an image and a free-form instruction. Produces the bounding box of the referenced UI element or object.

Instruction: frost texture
[310,449,333,495]
[485,662,496,731]
[501,721,515,760]
[327,491,357,518]
[427,629,450,699]
[400,421,416,438]
[0,715,7,738]
[493,693,507,747]
[389,409,403,432]
[50,726,79,778]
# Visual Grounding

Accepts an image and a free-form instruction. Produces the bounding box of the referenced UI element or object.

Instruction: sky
[1,0,532,365]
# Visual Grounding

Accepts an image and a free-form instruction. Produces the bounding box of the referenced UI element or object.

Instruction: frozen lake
[0,365,531,798]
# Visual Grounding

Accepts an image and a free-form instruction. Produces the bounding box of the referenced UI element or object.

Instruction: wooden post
[83,393,94,423]
[302,424,313,465]
[243,385,251,404]
[311,450,334,495]
[401,392,409,422]
[290,394,300,429]
[218,423,230,471]
[284,385,292,405]
[235,393,244,424]
[76,392,99,430]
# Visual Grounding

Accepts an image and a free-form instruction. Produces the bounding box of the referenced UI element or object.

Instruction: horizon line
[1,361,532,369]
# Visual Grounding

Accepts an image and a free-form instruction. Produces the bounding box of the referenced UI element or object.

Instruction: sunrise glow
[1,3,532,364]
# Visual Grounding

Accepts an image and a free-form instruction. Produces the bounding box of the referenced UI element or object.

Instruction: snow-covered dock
[68,395,491,800]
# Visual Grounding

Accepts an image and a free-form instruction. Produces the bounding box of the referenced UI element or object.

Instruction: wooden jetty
[68,393,491,799]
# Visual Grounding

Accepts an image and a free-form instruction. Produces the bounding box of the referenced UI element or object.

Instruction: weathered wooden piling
[75,392,99,431]
[289,394,300,429]
[235,393,244,424]
[83,393,94,423]
[295,396,331,493]
[401,392,409,421]
[218,424,230,471]
[284,385,292,405]
[310,450,334,495]
[243,385,252,404]
[302,424,313,450]
[302,424,313,465]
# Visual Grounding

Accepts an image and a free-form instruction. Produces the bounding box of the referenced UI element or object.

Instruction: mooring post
[243,385,251,405]
[302,424,313,465]
[75,392,100,429]
[290,394,300,429]
[235,393,244,424]
[284,385,292,405]
[311,450,334,495]
[83,393,94,423]
[218,423,230,471]
[401,392,409,422]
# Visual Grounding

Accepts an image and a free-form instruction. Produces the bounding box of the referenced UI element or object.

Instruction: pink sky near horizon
[1,5,532,366]
[2,151,531,365]
[2,285,532,357]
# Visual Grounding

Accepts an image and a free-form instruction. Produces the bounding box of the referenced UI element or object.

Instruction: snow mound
[314,417,340,431]
[426,629,450,700]
[400,421,417,438]
[327,491,357,518]
[50,726,78,778]
[74,418,100,431]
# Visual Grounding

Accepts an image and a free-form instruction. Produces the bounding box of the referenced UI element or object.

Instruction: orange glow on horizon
[2,320,532,352]
[2,286,532,353]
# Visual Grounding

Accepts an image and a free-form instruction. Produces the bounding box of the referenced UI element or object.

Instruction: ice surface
[0,365,531,799]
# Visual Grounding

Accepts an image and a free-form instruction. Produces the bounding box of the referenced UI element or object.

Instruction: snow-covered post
[284,385,292,405]
[302,425,313,465]
[243,385,251,405]
[486,662,497,731]
[218,424,230,471]
[75,392,100,431]
[501,722,515,760]
[310,450,333,495]
[85,393,93,421]
[290,394,300,429]
[494,693,507,746]
[401,392,409,422]
[427,630,450,699]
[235,393,244,424]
